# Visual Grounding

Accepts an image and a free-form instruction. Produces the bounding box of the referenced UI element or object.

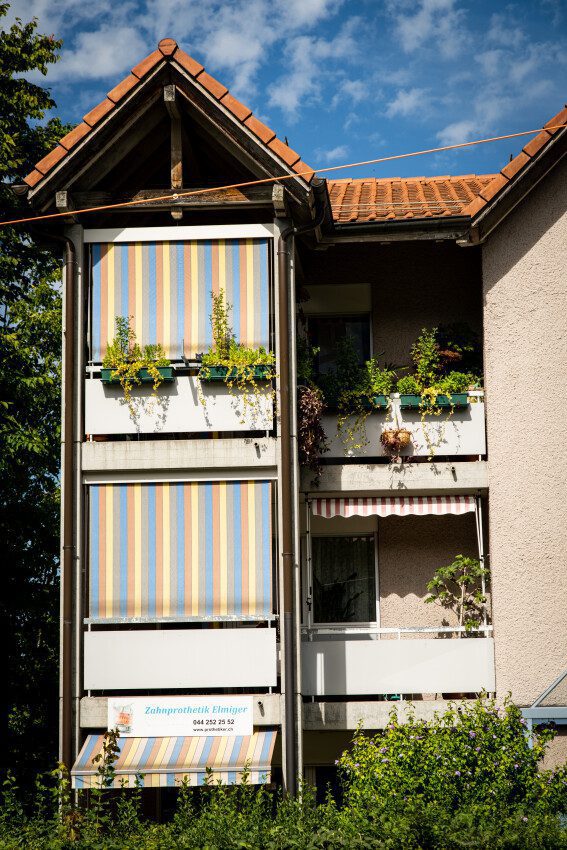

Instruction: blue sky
[7,0,567,178]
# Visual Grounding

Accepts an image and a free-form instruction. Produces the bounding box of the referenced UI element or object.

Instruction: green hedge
[1,697,566,849]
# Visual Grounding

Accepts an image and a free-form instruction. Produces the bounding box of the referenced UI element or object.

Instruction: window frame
[305,531,380,630]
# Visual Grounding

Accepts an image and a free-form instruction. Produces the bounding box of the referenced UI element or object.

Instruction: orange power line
[1,124,564,228]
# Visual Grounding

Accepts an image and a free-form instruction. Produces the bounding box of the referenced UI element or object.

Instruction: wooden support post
[55,191,78,224]
[164,85,183,190]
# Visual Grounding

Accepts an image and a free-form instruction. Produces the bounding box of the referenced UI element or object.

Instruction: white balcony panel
[84,376,273,435]
[322,396,485,459]
[302,637,495,696]
[84,628,277,690]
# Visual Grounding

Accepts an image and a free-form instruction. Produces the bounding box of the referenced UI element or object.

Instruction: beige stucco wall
[378,514,478,629]
[301,241,482,370]
[482,156,567,706]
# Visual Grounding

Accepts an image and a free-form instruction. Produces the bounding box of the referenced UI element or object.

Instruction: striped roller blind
[88,481,272,620]
[72,731,277,788]
[311,496,477,518]
[90,238,270,362]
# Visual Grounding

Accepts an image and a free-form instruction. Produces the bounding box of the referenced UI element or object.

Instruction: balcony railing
[301,625,495,696]
[84,371,273,436]
[322,392,485,460]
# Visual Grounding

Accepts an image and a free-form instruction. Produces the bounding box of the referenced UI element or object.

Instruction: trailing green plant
[411,326,441,388]
[102,316,170,415]
[199,290,276,423]
[365,360,396,398]
[425,554,489,633]
[297,335,328,481]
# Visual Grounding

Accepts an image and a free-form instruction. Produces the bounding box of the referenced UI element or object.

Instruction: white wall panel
[323,397,486,459]
[85,375,273,435]
[301,637,495,696]
[84,628,277,689]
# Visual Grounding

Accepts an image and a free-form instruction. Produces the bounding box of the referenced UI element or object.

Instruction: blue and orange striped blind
[72,731,277,788]
[90,238,270,362]
[88,481,273,620]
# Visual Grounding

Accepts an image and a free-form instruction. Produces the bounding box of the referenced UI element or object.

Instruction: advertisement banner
[107,695,253,738]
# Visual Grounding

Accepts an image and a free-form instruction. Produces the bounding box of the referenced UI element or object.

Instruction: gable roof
[24,38,315,191]
[328,175,496,222]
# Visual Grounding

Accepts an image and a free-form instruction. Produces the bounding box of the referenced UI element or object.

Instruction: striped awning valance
[72,731,277,789]
[90,238,270,362]
[311,496,476,518]
[89,480,272,620]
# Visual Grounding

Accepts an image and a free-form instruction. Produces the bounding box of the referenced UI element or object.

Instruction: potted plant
[101,316,173,412]
[198,290,275,387]
[425,554,490,635]
[198,290,276,423]
[296,336,328,482]
[398,328,481,411]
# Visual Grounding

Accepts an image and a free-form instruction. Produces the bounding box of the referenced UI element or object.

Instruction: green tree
[0,2,70,779]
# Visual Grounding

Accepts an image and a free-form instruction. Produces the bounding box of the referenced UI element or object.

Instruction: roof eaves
[462,106,567,220]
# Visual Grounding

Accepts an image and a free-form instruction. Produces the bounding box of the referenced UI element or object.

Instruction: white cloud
[487,13,525,49]
[315,144,349,163]
[385,87,427,118]
[268,18,360,120]
[332,78,369,108]
[387,0,467,59]
[45,25,149,81]
[436,118,478,146]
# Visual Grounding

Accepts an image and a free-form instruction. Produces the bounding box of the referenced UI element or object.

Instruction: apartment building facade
[22,39,567,793]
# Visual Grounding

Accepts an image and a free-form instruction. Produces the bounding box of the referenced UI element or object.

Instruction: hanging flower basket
[380,427,412,455]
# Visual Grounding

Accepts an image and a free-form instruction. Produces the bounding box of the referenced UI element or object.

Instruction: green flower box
[101,366,174,384]
[359,394,390,411]
[372,394,389,410]
[400,393,469,410]
[199,364,273,382]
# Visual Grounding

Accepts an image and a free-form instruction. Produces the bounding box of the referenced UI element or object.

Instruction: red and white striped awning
[311,496,476,518]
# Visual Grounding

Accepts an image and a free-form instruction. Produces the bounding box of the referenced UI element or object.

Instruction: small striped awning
[72,731,277,789]
[311,496,476,519]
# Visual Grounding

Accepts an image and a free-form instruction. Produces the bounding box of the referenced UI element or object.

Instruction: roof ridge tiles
[24,37,315,189]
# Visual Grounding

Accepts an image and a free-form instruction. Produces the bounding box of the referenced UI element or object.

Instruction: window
[308,315,371,375]
[312,535,377,624]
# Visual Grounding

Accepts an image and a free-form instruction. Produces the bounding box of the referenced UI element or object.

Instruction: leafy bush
[425,554,489,632]
[0,699,566,849]
[364,360,396,397]
[396,375,420,395]
[437,371,482,395]
[338,697,567,820]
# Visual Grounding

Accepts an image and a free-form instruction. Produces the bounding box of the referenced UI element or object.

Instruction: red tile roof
[327,175,496,222]
[24,38,314,189]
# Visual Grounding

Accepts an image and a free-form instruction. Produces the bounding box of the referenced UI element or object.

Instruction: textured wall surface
[542,729,567,771]
[301,241,482,370]
[378,514,478,630]
[483,156,567,706]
